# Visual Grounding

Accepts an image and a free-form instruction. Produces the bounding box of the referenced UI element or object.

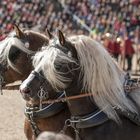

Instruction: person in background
[112,37,121,61]
[103,33,120,60]
[37,131,73,140]
[103,32,113,54]
[122,33,135,71]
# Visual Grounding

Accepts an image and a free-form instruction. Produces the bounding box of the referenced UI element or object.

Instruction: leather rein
[41,82,140,105]
[42,93,93,104]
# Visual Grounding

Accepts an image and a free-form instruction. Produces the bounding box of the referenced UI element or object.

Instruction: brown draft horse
[0,25,48,85]
[20,30,140,140]
[0,27,72,140]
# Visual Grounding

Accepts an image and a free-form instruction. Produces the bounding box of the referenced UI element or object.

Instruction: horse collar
[63,107,109,130]
[64,106,140,131]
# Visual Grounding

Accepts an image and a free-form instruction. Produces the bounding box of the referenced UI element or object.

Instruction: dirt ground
[0,89,26,140]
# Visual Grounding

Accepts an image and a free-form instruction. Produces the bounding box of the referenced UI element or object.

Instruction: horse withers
[20,30,140,140]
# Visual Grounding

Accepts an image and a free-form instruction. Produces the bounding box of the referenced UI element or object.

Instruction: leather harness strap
[70,109,109,129]
[26,111,41,137]
[25,102,66,138]
[62,107,140,135]
[42,93,93,104]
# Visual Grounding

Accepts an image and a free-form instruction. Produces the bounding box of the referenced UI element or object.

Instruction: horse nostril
[20,87,31,94]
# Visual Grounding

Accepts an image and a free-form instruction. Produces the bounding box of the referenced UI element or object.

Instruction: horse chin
[27,98,40,105]
[22,95,40,104]
[20,92,33,101]
[21,94,30,101]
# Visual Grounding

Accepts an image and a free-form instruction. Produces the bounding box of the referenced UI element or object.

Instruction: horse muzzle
[20,84,32,101]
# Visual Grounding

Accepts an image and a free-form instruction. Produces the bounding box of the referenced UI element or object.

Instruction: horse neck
[65,75,97,117]
[65,70,126,117]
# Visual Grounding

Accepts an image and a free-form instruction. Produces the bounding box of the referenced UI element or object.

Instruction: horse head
[20,30,80,103]
[20,30,137,122]
[0,24,49,86]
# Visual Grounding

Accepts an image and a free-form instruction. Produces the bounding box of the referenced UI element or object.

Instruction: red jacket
[124,39,135,56]
[107,41,120,55]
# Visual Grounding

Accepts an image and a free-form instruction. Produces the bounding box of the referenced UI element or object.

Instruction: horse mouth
[21,93,30,101]
[21,92,40,103]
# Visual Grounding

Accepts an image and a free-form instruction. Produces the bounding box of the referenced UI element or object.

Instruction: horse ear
[46,29,54,39]
[57,30,65,46]
[13,24,24,38]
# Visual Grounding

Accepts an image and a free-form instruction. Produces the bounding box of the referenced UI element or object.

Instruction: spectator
[103,33,113,53]
[122,33,135,71]
[112,37,121,61]
[103,33,121,61]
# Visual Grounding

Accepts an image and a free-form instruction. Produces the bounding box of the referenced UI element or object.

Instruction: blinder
[31,70,46,82]
[31,71,47,93]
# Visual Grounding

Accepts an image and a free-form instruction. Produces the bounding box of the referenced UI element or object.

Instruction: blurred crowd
[64,0,140,36]
[1,0,139,35]
[0,0,140,71]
